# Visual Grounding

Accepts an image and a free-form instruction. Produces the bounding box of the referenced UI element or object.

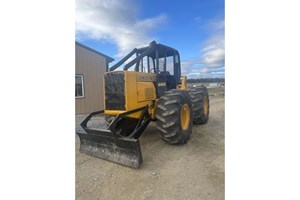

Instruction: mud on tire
[188,86,210,124]
[156,89,193,144]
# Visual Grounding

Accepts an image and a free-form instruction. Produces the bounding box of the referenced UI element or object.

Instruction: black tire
[156,89,193,144]
[188,86,210,124]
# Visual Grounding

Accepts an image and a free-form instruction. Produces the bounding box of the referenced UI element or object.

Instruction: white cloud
[182,19,225,78]
[76,0,167,57]
[201,25,225,68]
[181,57,224,78]
[202,47,225,67]
[206,19,225,31]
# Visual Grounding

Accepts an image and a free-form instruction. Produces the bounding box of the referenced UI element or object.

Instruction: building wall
[75,44,107,115]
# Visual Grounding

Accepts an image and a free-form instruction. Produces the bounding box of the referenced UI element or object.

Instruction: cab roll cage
[109,41,182,85]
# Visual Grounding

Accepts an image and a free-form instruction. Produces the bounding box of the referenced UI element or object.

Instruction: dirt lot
[76,91,224,200]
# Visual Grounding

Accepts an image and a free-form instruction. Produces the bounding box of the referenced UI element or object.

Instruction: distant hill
[187,78,225,83]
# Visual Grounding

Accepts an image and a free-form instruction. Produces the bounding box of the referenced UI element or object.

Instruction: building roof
[75,42,114,63]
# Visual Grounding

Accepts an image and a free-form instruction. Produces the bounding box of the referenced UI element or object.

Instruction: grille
[104,72,125,110]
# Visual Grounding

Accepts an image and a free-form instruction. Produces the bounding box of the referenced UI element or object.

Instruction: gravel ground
[76,95,224,200]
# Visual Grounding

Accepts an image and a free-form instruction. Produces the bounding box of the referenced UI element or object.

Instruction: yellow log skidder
[76,41,210,168]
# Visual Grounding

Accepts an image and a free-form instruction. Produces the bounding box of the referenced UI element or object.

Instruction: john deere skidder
[76,41,209,168]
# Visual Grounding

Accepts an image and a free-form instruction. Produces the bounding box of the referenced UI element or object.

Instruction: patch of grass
[208,87,225,96]
[187,83,225,96]
[187,83,209,87]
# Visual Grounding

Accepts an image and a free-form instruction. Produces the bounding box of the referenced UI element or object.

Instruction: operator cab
[109,41,181,97]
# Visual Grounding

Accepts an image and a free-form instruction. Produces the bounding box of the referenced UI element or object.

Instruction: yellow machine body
[76,41,199,169]
[104,71,157,119]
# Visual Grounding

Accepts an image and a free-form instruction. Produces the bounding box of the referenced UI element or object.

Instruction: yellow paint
[104,71,156,119]
[177,76,187,90]
[137,82,155,102]
[125,71,157,118]
[103,70,190,120]
[180,104,190,130]
[136,73,156,82]
[105,110,126,115]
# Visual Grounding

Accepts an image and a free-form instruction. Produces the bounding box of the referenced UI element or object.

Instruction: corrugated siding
[76,44,107,114]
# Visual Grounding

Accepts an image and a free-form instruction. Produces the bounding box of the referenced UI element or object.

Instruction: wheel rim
[203,96,208,115]
[180,104,190,130]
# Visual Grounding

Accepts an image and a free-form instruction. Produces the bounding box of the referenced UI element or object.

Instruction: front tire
[156,90,193,144]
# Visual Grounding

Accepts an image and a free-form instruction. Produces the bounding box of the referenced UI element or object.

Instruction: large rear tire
[189,86,210,124]
[156,89,193,144]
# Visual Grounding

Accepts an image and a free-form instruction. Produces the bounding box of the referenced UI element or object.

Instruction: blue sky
[76,0,224,78]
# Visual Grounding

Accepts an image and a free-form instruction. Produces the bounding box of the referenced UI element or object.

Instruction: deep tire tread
[188,86,210,124]
[156,89,193,144]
